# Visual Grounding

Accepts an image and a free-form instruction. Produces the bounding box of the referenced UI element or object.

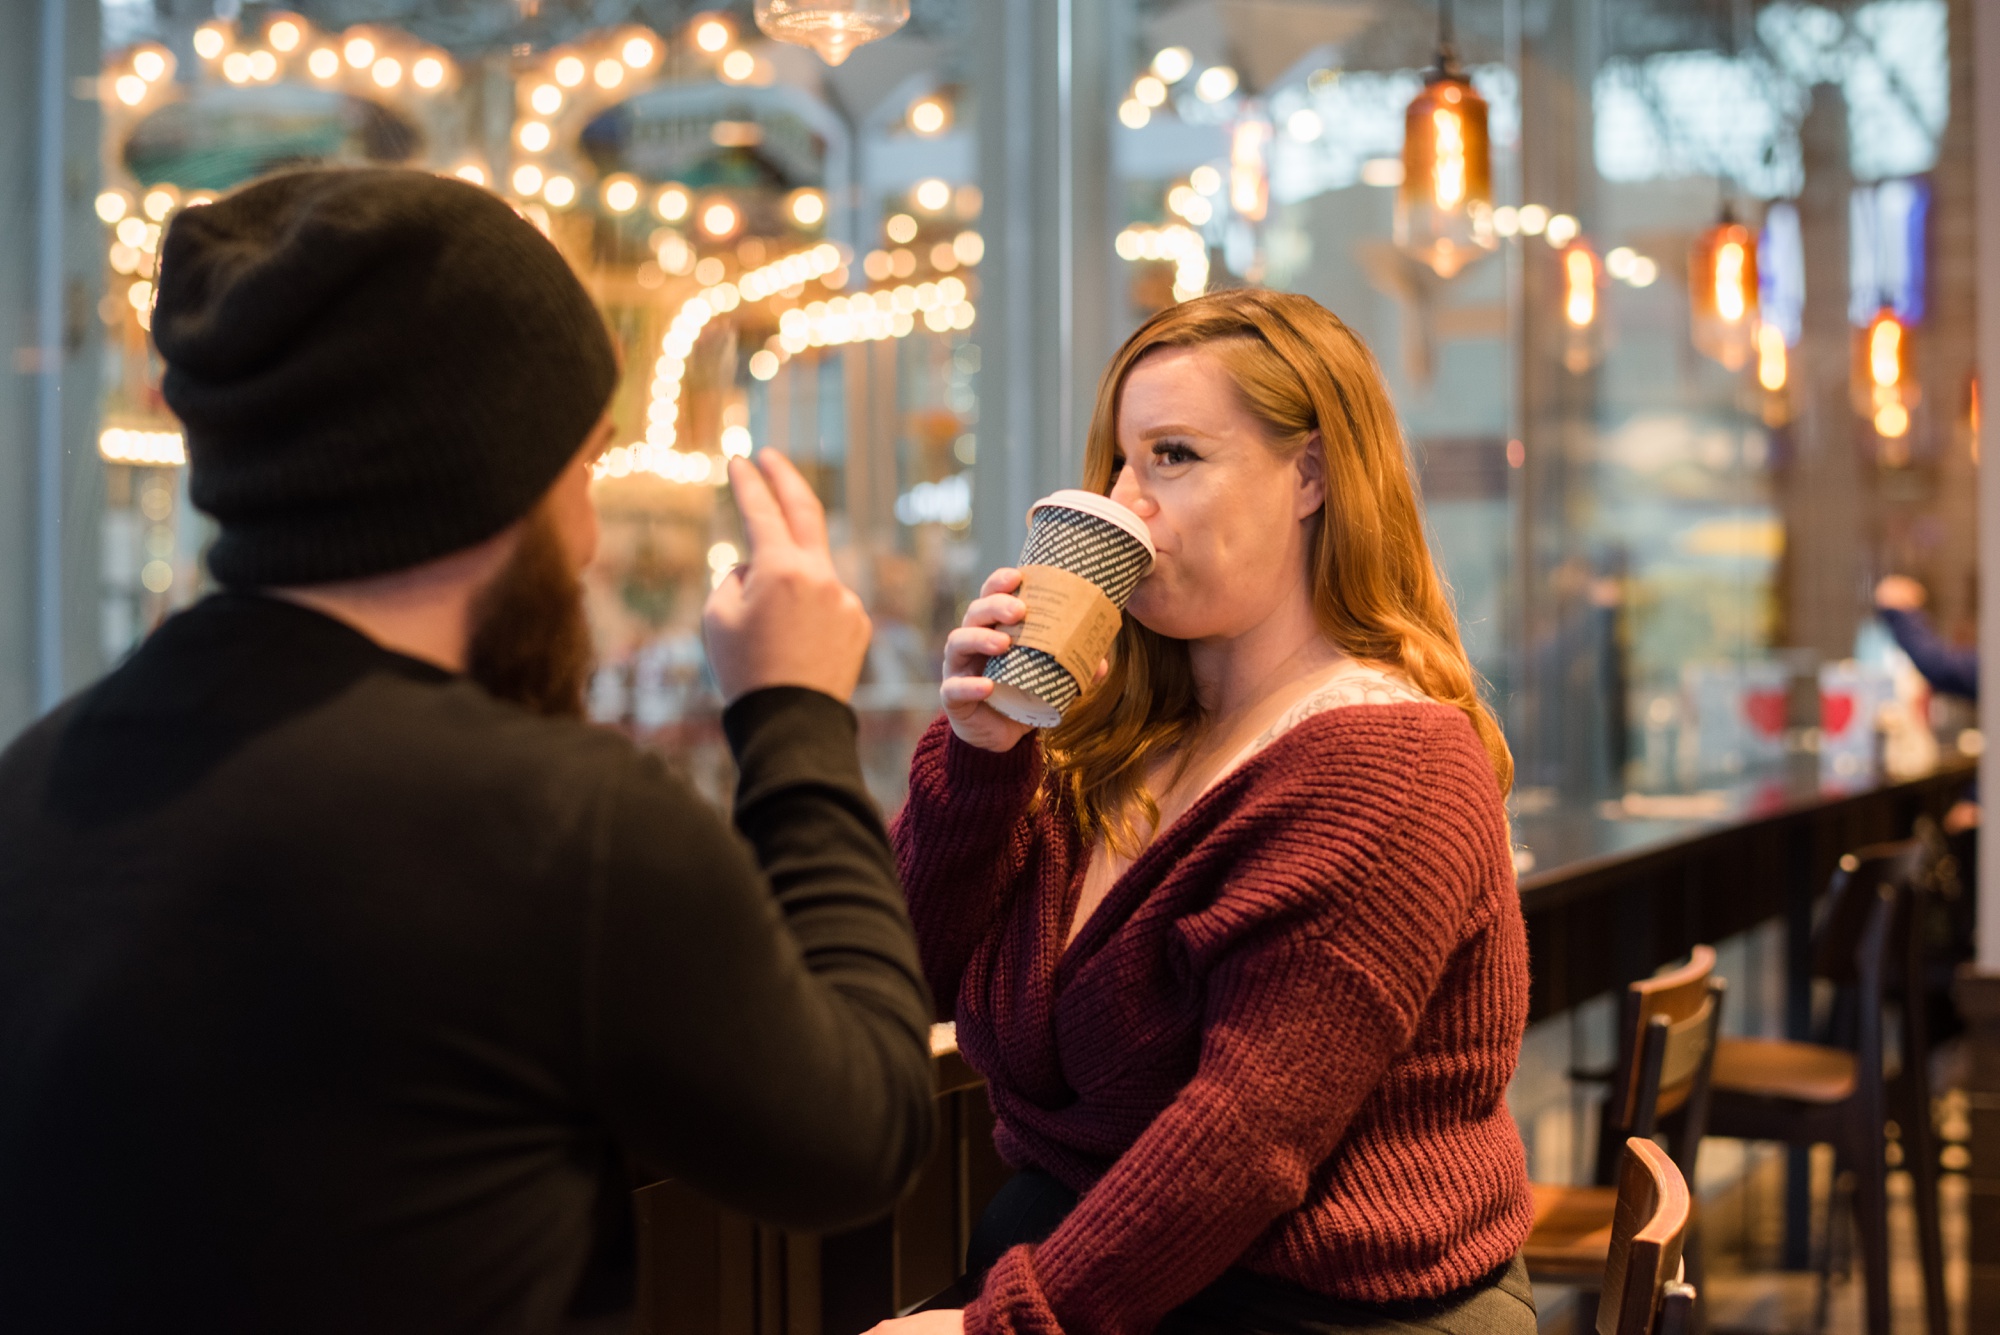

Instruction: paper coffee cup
[984,490,1156,727]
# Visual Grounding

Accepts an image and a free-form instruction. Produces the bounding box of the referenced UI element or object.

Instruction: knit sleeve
[964,713,1501,1335]
[890,717,1047,1017]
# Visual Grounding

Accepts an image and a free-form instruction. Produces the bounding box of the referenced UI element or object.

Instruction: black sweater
[0,594,935,1333]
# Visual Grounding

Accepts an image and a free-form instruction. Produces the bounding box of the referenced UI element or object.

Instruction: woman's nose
[1110,466,1153,517]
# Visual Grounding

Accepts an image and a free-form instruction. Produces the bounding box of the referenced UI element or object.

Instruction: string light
[655,185,691,222]
[132,48,169,81]
[344,36,375,68]
[909,96,949,135]
[597,245,851,485]
[603,176,640,213]
[413,56,445,89]
[694,19,732,53]
[114,75,147,105]
[554,55,586,87]
[308,48,339,78]
[193,25,226,59]
[773,277,974,355]
[268,20,301,52]
[530,84,561,115]
[373,57,402,87]
[1194,66,1238,102]
[594,58,624,89]
[222,51,251,83]
[1167,184,1211,226]
[99,427,186,466]
[95,192,128,223]
[722,50,757,81]
[790,190,826,226]
[699,199,741,239]
[1114,223,1209,301]
[913,179,951,212]
[623,36,656,67]
[1152,47,1194,82]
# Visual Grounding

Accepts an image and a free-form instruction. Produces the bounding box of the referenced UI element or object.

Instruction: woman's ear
[1294,433,1327,520]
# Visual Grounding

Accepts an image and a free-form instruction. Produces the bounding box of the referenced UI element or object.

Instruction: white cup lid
[1027,489,1157,560]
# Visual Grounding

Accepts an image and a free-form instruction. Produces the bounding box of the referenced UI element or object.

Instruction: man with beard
[0,170,935,1333]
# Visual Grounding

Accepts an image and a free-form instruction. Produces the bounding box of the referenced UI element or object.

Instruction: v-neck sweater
[892,703,1532,1335]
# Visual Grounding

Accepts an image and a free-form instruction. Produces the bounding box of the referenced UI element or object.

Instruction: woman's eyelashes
[1152,440,1200,466]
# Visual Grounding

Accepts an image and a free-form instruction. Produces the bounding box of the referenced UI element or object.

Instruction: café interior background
[3,0,1971,812]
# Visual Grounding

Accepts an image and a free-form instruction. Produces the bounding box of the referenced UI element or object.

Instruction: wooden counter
[1514,755,1975,1023]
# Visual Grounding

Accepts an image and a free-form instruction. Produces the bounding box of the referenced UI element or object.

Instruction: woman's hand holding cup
[941,568,1037,753]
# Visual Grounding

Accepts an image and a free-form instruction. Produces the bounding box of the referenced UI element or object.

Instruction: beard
[465,506,594,719]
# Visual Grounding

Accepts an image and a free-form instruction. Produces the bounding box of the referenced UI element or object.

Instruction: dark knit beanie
[154,168,618,587]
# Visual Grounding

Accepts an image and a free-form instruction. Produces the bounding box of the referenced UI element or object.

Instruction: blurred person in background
[1875,574,1978,835]
[0,169,933,1335]
[1875,574,1978,701]
[882,290,1532,1335]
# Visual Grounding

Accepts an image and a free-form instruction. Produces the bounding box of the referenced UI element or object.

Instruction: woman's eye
[1154,443,1197,465]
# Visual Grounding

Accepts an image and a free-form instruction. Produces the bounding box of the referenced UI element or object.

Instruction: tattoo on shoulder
[1249,672,1431,752]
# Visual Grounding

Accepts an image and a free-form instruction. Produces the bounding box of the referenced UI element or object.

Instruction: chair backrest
[1597,1137,1694,1335]
[1610,946,1722,1134]
[1811,840,1925,987]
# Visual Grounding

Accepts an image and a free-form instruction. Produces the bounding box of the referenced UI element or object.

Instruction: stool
[1599,1137,1698,1335]
[1524,946,1724,1289]
[1704,839,1948,1335]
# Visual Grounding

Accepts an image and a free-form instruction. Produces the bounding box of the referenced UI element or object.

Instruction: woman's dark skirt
[924,1170,1535,1335]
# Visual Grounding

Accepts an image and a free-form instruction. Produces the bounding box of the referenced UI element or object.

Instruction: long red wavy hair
[1045,288,1512,847]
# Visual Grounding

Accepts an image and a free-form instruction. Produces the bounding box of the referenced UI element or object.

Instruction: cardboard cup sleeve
[984,490,1156,728]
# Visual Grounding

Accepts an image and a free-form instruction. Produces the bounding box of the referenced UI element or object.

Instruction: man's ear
[1294,433,1326,520]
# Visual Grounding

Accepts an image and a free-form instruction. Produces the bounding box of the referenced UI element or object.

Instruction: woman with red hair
[880,289,1532,1335]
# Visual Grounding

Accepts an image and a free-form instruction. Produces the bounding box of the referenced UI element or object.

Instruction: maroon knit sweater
[891,702,1532,1335]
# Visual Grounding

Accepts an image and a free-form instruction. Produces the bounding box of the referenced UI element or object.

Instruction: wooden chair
[1598,1137,1697,1335]
[1704,839,1948,1335]
[1524,946,1725,1287]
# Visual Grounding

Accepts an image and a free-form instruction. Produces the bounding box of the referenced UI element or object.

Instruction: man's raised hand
[703,451,872,704]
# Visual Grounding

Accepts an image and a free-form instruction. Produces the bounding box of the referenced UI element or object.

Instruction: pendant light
[1688,208,1760,371]
[755,0,908,66]
[1560,239,1605,373]
[1396,0,1496,278]
[1853,307,1917,440]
